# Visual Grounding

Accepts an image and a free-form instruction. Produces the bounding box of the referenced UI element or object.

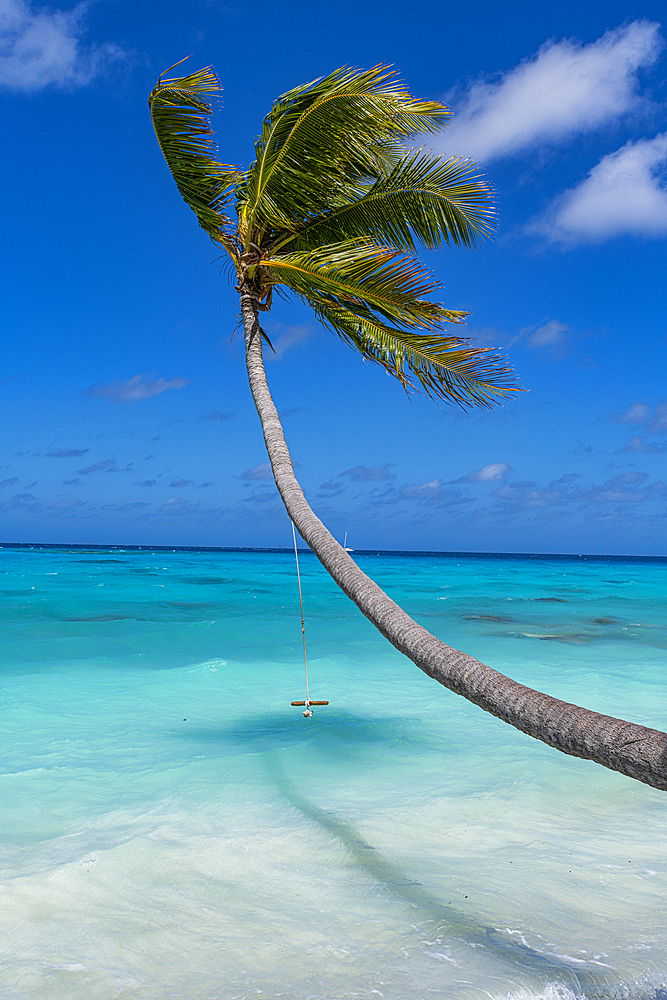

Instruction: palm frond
[278,151,495,254]
[148,65,242,256]
[237,64,451,238]
[147,63,520,409]
[308,300,517,406]
[263,240,450,330]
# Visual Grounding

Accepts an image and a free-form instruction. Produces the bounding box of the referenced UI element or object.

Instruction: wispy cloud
[157,497,224,519]
[86,374,190,403]
[0,372,25,386]
[78,459,114,474]
[553,473,580,485]
[240,463,272,481]
[619,435,667,454]
[400,478,442,499]
[503,320,572,359]
[436,21,662,162]
[48,497,84,510]
[376,480,470,508]
[317,479,346,497]
[339,464,395,482]
[577,471,666,504]
[453,462,512,483]
[611,399,667,433]
[492,480,571,510]
[483,471,666,521]
[46,447,89,458]
[531,133,667,243]
[101,501,150,511]
[0,0,126,92]
[0,476,19,488]
[170,479,193,488]
[0,491,40,512]
[611,401,650,424]
[650,402,667,433]
[241,491,278,504]
[198,411,235,421]
[471,320,571,357]
[266,324,313,361]
[525,320,570,350]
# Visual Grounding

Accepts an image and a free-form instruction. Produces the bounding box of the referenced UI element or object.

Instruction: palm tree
[148,62,667,791]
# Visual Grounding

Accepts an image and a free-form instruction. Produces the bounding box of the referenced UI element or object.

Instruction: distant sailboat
[343,532,354,553]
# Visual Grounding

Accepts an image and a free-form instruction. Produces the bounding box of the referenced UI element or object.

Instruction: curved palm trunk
[241,289,667,791]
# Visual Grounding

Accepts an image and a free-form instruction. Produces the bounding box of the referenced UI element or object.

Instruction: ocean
[1,544,666,1000]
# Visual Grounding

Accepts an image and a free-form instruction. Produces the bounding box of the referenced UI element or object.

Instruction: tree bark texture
[241,289,667,791]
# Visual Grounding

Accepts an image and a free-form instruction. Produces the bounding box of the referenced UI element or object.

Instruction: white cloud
[577,472,666,504]
[526,320,569,349]
[267,324,313,361]
[612,401,651,424]
[454,462,512,483]
[0,0,125,92]
[400,478,441,498]
[240,463,273,481]
[493,481,570,509]
[620,435,667,454]
[339,464,395,482]
[650,401,667,433]
[86,374,190,403]
[436,21,662,162]
[611,399,667,432]
[156,497,224,519]
[532,133,667,243]
[159,497,193,514]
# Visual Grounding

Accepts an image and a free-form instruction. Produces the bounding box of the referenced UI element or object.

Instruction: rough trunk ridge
[241,288,667,791]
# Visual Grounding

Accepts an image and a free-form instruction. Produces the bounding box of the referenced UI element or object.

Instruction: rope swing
[290,521,329,718]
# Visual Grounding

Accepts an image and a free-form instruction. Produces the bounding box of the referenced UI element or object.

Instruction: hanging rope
[290,521,328,717]
[292,520,310,714]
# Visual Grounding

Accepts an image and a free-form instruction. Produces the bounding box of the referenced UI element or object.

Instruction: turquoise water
[1,545,667,1000]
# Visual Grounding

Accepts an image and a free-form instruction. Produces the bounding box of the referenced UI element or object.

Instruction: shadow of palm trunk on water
[264,751,617,1000]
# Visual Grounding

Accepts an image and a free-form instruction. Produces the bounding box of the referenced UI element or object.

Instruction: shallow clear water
[1,545,666,1000]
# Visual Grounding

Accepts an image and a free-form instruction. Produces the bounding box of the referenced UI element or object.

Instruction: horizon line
[0,542,665,562]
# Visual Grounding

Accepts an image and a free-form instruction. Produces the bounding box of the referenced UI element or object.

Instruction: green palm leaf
[278,151,495,254]
[310,301,515,406]
[237,65,451,240]
[148,63,242,254]
[263,240,447,330]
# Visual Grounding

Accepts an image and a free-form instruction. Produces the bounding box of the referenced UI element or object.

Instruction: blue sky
[1,0,666,554]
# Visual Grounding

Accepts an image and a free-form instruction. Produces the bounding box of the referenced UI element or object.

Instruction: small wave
[502,987,578,1000]
[496,978,667,1000]
[181,658,227,673]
